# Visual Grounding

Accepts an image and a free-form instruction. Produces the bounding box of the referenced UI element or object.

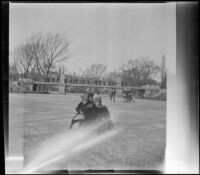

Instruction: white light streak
[19,120,121,174]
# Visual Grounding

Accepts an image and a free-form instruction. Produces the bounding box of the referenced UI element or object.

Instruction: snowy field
[9,93,166,172]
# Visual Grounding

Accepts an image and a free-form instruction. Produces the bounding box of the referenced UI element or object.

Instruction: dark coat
[76,101,96,122]
[76,101,94,113]
[76,102,114,130]
[94,106,111,120]
[93,105,114,130]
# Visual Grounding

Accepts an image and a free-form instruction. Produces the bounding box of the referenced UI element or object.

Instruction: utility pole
[161,55,166,89]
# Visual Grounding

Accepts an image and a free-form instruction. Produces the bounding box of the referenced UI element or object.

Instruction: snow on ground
[9,93,166,171]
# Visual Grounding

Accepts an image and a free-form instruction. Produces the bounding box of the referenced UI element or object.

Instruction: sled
[68,113,114,133]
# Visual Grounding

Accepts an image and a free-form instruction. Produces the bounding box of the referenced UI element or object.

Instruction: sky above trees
[10,3,167,73]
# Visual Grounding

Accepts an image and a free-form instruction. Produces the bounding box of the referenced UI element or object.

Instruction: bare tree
[11,32,70,91]
[28,33,70,83]
[104,70,121,80]
[12,43,37,79]
[9,57,20,81]
[82,64,107,80]
[120,57,161,86]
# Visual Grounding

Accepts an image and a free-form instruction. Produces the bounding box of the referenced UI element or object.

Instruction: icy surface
[9,93,166,171]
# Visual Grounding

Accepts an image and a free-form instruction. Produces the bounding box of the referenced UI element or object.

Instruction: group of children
[122,88,136,103]
[69,92,114,130]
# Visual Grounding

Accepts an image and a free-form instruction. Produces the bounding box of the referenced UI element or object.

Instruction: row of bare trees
[81,64,107,79]
[119,57,162,86]
[10,32,166,88]
[10,33,70,82]
[68,57,165,88]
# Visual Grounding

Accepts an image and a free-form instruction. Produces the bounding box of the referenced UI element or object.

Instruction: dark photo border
[1,1,199,174]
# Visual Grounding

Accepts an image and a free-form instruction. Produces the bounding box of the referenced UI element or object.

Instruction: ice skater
[110,88,116,102]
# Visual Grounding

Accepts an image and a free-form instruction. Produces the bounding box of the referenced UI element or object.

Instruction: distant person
[110,89,112,101]
[130,89,136,103]
[110,88,116,102]
[112,88,116,102]
[123,88,129,102]
[126,89,135,103]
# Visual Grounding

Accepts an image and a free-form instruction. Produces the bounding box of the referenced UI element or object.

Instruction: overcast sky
[10,3,167,73]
